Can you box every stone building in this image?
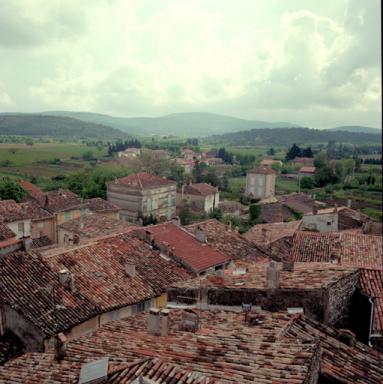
[107,172,177,223]
[302,207,338,232]
[176,183,219,214]
[245,166,276,200]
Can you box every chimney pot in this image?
[266,261,280,289]
[148,308,161,336]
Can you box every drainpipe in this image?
[368,297,374,347]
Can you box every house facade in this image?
[177,183,219,214]
[245,166,277,200]
[107,172,177,223]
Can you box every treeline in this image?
[363,158,382,164]
[0,115,128,140]
[208,127,382,146]
[285,144,313,160]
[107,139,142,155]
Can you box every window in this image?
[146,198,152,212]
[18,222,24,236]
[64,211,72,222]
[167,194,173,207]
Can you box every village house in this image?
[244,220,301,260]
[186,219,267,261]
[292,157,315,167]
[203,157,223,166]
[0,233,189,353]
[117,147,141,159]
[85,197,120,219]
[302,206,338,232]
[291,230,383,351]
[57,212,134,246]
[0,200,31,240]
[2,306,381,383]
[174,158,194,174]
[168,260,360,329]
[260,158,283,167]
[176,183,219,214]
[181,148,200,160]
[299,166,316,177]
[245,166,277,200]
[107,172,177,223]
[0,224,22,256]
[135,221,230,275]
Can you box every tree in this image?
[300,176,314,190]
[249,204,261,224]
[267,147,276,156]
[301,146,313,158]
[82,151,94,161]
[179,204,194,225]
[0,179,26,202]
[285,144,301,161]
[209,208,223,220]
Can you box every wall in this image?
[3,304,45,352]
[302,213,338,233]
[30,217,55,240]
[6,220,31,240]
[245,174,275,199]
[142,186,177,220]
[324,271,360,327]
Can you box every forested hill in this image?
[207,127,382,146]
[0,114,128,140]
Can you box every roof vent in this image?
[78,357,109,384]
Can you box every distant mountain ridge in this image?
[0,114,128,139]
[327,126,381,134]
[207,127,381,146]
[41,111,300,137]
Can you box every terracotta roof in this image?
[1,309,382,383]
[183,183,217,196]
[0,354,212,383]
[276,193,316,214]
[58,213,133,239]
[0,224,16,241]
[19,201,52,220]
[35,190,85,213]
[57,310,319,383]
[141,222,230,273]
[172,261,358,290]
[359,269,383,332]
[175,158,194,165]
[244,220,301,245]
[247,166,277,175]
[18,180,42,195]
[186,219,267,261]
[108,172,176,189]
[0,251,99,337]
[85,197,120,213]
[291,157,315,165]
[258,202,293,223]
[0,330,24,365]
[0,200,30,223]
[43,233,190,312]
[291,231,383,270]
[299,166,316,173]
[284,314,383,384]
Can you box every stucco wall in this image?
[31,218,55,240]
[302,213,338,232]
[6,220,31,240]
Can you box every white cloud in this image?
[0,0,380,127]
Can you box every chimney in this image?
[181,184,185,200]
[262,227,268,243]
[356,209,361,221]
[337,329,355,347]
[55,332,67,362]
[70,273,76,293]
[180,310,199,332]
[171,216,181,227]
[195,226,206,243]
[58,269,71,288]
[199,286,208,309]
[160,309,170,336]
[23,237,32,251]
[282,260,294,272]
[266,261,280,289]
[145,230,154,243]
[124,263,136,278]
[362,218,371,234]
[312,206,318,215]
[347,199,352,208]
[148,308,161,336]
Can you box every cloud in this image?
[0,0,380,127]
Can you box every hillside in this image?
[328,126,381,134]
[42,111,299,137]
[207,127,382,146]
[0,114,128,140]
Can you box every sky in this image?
[0,0,381,128]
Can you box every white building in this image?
[302,207,338,232]
[245,166,277,200]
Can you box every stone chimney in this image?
[199,286,208,310]
[195,226,206,243]
[333,204,338,213]
[124,263,136,278]
[148,308,161,336]
[312,206,318,215]
[356,209,361,221]
[58,269,71,288]
[266,261,280,289]
[160,309,170,336]
[262,227,268,243]
[55,332,67,362]
[23,237,32,252]
[180,310,199,332]
[347,199,352,208]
